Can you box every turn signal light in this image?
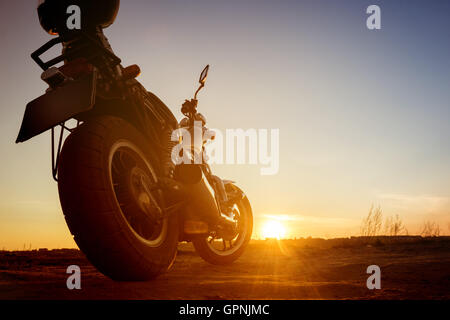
[122,64,141,80]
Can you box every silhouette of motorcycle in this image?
[16,1,252,280]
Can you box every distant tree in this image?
[384,216,392,235]
[361,205,383,237]
[421,221,441,237]
[384,214,406,236]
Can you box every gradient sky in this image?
[0,0,449,249]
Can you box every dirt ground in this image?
[0,237,449,300]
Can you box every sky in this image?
[0,0,449,249]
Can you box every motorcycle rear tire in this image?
[58,116,178,281]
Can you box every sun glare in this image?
[261,220,286,239]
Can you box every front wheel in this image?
[58,116,179,280]
[192,184,253,265]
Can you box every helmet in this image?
[37,0,120,35]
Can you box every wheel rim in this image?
[205,202,248,256]
[108,140,168,247]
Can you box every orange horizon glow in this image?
[261,220,287,240]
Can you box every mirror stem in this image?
[194,84,204,100]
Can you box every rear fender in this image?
[16,71,97,143]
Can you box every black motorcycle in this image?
[16,0,252,280]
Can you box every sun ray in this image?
[261,220,286,239]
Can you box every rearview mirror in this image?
[194,65,210,100]
[199,65,209,85]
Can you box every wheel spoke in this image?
[110,145,166,244]
[137,222,143,237]
[112,158,121,176]
[119,151,133,169]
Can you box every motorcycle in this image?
[16,0,253,280]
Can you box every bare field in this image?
[0,237,449,299]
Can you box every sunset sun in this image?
[261,220,286,239]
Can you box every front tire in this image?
[192,185,253,265]
[58,116,178,280]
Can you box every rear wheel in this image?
[192,185,253,265]
[58,116,178,280]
